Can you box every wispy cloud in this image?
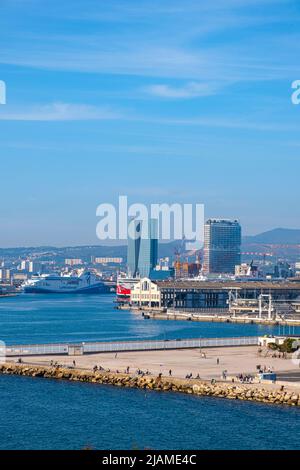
[137,114,299,132]
[0,101,296,134]
[0,102,123,121]
[1,0,299,85]
[0,45,211,80]
[2,41,297,84]
[144,81,221,99]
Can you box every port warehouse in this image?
[132,279,300,310]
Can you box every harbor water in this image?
[0,374,299,450]
[0,293,299,345]
[0,293,299,450]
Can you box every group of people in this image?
[90,364,153,377]
[93,365,105,373]
[135,368,151,377]
[270,352,287,359]
[257,365,274,374]
[185,372,201,380]
[236,373,254,383]
[50,360,62,368]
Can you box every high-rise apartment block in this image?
[203,219,241,274]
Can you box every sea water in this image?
[0,293,299,450]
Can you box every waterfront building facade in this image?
[131,278,161,308]
[157,280,300,311]
[129,277,300,317]
[203,219,241,274]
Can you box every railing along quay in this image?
[5,336,259,357]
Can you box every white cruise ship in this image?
[22,271,108,294]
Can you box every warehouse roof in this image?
[156,279,300,290]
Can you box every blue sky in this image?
[0,0,300,246]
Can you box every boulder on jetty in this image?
[0,363,299,408]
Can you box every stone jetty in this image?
[1,362,300,407]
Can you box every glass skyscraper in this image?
[203,219,241,274]
[127,218,158,278]
[127,219,141,278]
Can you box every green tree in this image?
[279,338,297,353]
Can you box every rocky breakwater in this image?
[1,362,300,407]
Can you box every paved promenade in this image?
[19,345,300,385]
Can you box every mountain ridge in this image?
[243,228,300,245]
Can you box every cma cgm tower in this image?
[127,218,158,278]
[203,219,241,274]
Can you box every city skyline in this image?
[1,0,300,247]
[1,2,300,455]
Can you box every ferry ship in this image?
[116,276,139,303]
[22,271,109,294]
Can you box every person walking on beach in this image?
[217,358,220,365]
[73,360,76,368]
[169,369,172,377]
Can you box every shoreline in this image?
[142,310,300,326]
[1,362,300,408]
[6,344,300,387]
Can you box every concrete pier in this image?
[6,344,300,384]
[145,310,300,326]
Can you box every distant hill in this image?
[243,228,300,245]
[2,230,300,261]
[0,241,178,261]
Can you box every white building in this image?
[295,262,300,277]
[65,258,83,266]
[0,268,11,282]
[20,260,27,271]
[19,260,41,273]
[259,336,300,348]
[93,257,123,264]
[235,263,258,278]
[13,273,28,282]
[130,278,161,309]
[28,261,42,273]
